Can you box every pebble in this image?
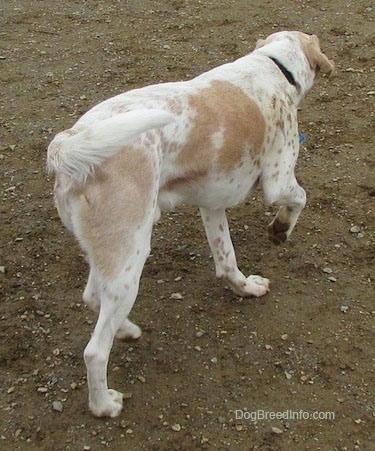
[340,305,349,313]
[52,400,63,412]
[271,426,283,435]
[285,371,293,380]
[170,292,183,300]
[322,267,333,274]
[37,387,48,393]
[350,226,360,234]
[171,423,181,431]
[0,266,5,274]
[280,334,289,341]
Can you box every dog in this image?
[47,31,334,418]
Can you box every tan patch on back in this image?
[178,80,266,174]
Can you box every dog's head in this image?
[256,31,334,76]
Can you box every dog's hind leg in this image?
[83,267,100,313]
[83,268,141,341]
[83,226,152,418]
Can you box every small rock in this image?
[37,387,48,393]
[280,334,289,341]
[350,226,360,234]
[322,267,333,274]
[285,371,293,380]
[340,305,349,313]
[265,344,273,350]
[271,426,283,435]
[170,292,183,300]
[196,331,204,337]
[0,266,5,274]
[137,375,146,383]
[171,423,181,432]
[210,357,218,364]
[328,276,337,282]
[52,400,63,412]
[7,387,15,394]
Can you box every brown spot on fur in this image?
[160,169,207,191]
[177,80,266,174]
[166,98,184,115]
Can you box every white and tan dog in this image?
[47,31,334,418]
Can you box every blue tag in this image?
[299,133,305,144]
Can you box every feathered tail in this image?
[47,109,174,184]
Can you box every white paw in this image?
[115,319,142,341]
[90,389,123,418]
[231,275,270,297]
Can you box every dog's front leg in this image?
[266,178,306,245]
[200,207,269,297]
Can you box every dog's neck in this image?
[268,57,297,87]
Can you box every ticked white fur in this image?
[47,31,334,418]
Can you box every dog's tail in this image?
[47,109,174,184]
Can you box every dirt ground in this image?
[1,0,374,450]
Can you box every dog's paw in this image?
[115,319,142,341]
[89,389,123,418]
[268,218,290,245]
[230,275,270,298]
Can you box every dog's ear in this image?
[303,35,335,75]
[255,38,267,49]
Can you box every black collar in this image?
[269,57,297,87]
